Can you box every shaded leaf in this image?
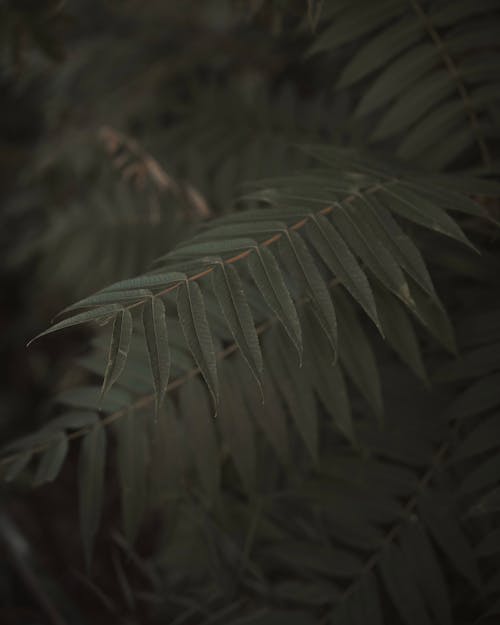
[143,297,170,414]
[247,247,302,356]
[306,214,380,329]
[281,230,337,355]
[102,309,133,397]
[212,263,263,387]
[334,290,383,417]
[177,281,218,403]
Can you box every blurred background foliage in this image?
[0,1,499,624]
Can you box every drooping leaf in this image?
[234,356,289,465]
[281,230,337,355]
[101,309,133,397]
[380,186,474,248]
[306,214,380,329]
[373,283,427,382]
[177,280,218,403]
[212,263,263,387]
[408,278,457,354]
[247,246,302,356]
[303,311,355,444]
[331,200,413,308]
[362,195,436,297]
[334,290,383,417]
[142,297,170,414]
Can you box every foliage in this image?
[1,1,500,624]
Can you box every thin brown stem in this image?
[124,182,388,313]
[12,181,395,465]
[2,278,341,469]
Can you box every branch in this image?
[317,417,460,622]
[114,181,391,314]
[410,0,492,170]
[1,278,340,469]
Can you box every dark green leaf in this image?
[373,284,427,382]
[102,309,133,397]
[212,263,263,386]
[177,281,218,403]
[334,290,383,417]
[281,230,337,354]
[306,214,380,329]
[142,297,170,414]
[247,247,302,356]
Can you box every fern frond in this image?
[311,0,500,170]
[32,148,482,401]
[3,148,493,569]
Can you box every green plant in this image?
[2,1,500,624]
